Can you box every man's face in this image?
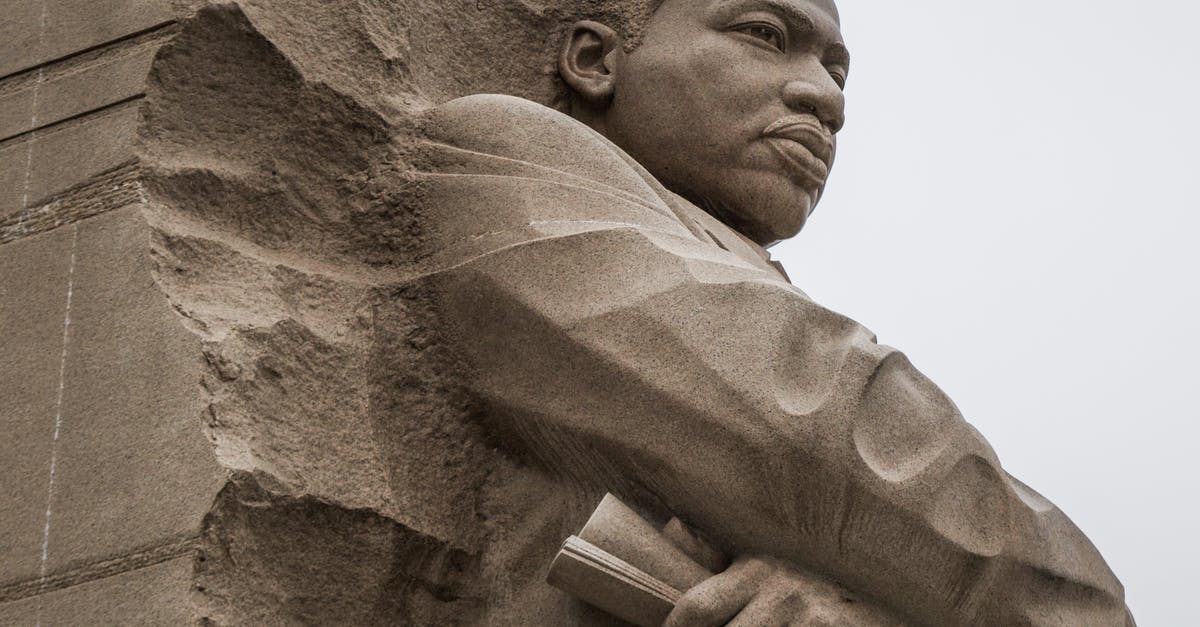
[603,0,848,245]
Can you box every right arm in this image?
[416,95,1130,625]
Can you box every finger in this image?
[663,560,767,627]
[726,585,805,627]
[787,604,840,627]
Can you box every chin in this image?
[713,173,817,246]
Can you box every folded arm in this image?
[415,95,1130,626]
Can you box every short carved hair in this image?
[555,0,666,49]
[422,0,668,111]
[546,0,665,109]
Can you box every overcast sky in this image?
[772,1,1198,623]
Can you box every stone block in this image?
[0,102,139,220]
[0,81,37,143]
[0,138,31,216]
[27,101,140,208]
[1,0,174,78]
[0,1,45,79]
[39,206,223,574]
[0,38,162,141]
[0,556,195,625]
[0,226,77,586]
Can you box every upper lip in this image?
[761,116,835,164]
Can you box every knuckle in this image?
[780,589,810,613]
[673,590,716,622]
[735,556,774,580]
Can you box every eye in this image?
[734,22,786,52]
[828,70,847,90]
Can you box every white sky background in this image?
[773,1,1198,623]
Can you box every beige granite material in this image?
[0,29,169,141]
[42,206,225,574]
[132,1,1132,624]
[0,227,78,587]
[0,557,197,625]
[0,102,140,220]
[0,0,174,78]
[0,0,1133,623]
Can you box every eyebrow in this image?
[825,42,851,67]
[755,0,816,32]
[719,0,851,65]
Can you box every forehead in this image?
[791,0,838,23]
[711,0,840,27]
[646,0,847,56]
[701,0,846,55]
[676,0,844,39]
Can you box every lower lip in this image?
[765,138,828,190]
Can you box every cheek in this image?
[675,40,763,115]
[640,38,757,105]
[658,47,771,161]
[611,37,784,195]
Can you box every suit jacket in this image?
[405,93,1130,626]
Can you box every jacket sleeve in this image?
[413,95,1131,626]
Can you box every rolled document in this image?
[547,494,714,627]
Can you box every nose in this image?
[782,61,846,133]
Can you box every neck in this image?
[567,100,611,138]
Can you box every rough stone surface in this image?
[0,0,47,79]
[0,226,77,586]
[0,79,37,142]
[138,6,623,622]
[0,0,223,620]
[194,473,484,625]
[0,0,175,78]
[0,162,142,245]
[132,2,1131,625]
[26,101,141,209]
[0,29,169,141]
[42,206,225,573]
[0,102,141,220]
[0,0,1131,623]
[0,557,196,625]
[0,136,33,214]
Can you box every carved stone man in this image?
[141,0,1132,624]
[408,0,1132,624]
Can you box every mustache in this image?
[761,116,835,163]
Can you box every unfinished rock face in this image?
[140,3,618,623]
[194,473,484,625]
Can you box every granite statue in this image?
[135,0,1132,624]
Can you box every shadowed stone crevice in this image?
[194,473,485,626]
[0,535,200,604]
[0,161,141,245]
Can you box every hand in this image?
[663,555,873,627]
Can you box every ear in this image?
[559,21,622,104]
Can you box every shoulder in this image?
[423,94,609,161]
[420,95,667,206]
[415,95,786,279]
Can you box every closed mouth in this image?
[761,116,834,189]
[763,137,829,190]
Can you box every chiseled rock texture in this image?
[2,0,606,622]
[0,1,224,623]
[140,2,616,624]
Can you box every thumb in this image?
[661,517,730,574]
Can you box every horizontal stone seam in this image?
[0,92,145,146]
[0,160,142,246]
[0,24,178,99]
[0,534,199,603]
[0,20,178,84]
